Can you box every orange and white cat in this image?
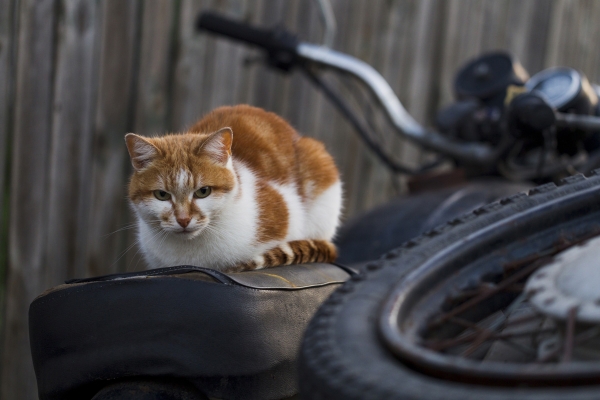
[125,105,342,272]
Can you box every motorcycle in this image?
[28,3,600,399]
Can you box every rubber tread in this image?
[299,174,600,400]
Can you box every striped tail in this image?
[229,240,337,272]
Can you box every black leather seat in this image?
[29,263,352,400]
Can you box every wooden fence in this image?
[2,0,600,398]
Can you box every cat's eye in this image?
[153,190,171,201]
[194,186,212,198]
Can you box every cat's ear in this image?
[202,127,233,165]
[125,133,160,171]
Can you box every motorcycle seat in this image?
[29,263,352,400]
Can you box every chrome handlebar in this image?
[296,43,500,166]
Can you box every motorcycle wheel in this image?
[299,172,600,400]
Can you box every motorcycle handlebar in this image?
[195,12,505,167]
[197,12,298,55]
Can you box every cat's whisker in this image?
[102,219,162,238]
[128,228,168,272]
[109,239,141,270]
[202,224,229,242]
[112,226,165,270]
[102,224,138,238]
[126,236,152,272]
[207,228,229,243]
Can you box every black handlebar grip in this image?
[196,12,298,54]
[507,92,556,135]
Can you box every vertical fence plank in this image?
[284,0,323,137]
[406,0,446,124]
[334,0,369,217]
[504,0,553,73]
[400,0,446,182]
[439,0,486,107]
[0,0,17,326]
[86,0,140,277]
[233,0,265,107]
[545,0,600,82]
[187,2,219,117]
[320,0,359,196]
[584,1,600,82]
[1,0,57,398]
[171,0,212,131]
[375,0,421,198]
[0,0,16,198]
[438,0,556,107]
[249,0,288,109]
[45,0,99,284]
[570,1,600,77]
[266,1,301,118]
[354,0,395,212]
[272,0,307,125]
[134,0,179,136]
[204,0,252,112]
[0,0,14,201]
[234,0,266,106]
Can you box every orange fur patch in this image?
[228,240,338,272]
[295,136,339,200]
[189,105,300,183]
[255,182,289,243]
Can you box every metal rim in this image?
[379,185,600,386]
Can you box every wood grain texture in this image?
[86,0,140,276]
[2,1,57,398]
[5,1,600,396]
[546,0,600,82]
[0,0,16,216]
[0,0,17,317]
[134,0,179,136]
[46,0,99,284]
[172,0,212,130]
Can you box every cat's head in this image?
[125,128,235,239]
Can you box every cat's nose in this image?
[176,216,191,228]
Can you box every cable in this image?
[301,65,445,175]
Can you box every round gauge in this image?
[526,67,599,115]
[526,67,581,110]
[454,51,529,101]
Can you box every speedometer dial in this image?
[526,67,597,114]
[526,68,580,109]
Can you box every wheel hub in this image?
[527,235,600,323]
